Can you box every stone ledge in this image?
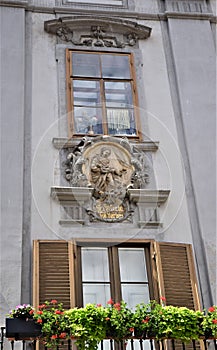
[52,137,159,152]
[127,189,170,204]
[51,186,93,203]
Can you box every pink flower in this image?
[107,298,114,305]
[51,299,57,304]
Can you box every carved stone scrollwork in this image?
[63,136,152,222]
[56,24,139,48]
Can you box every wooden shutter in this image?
[33,240,75,309]
[153,242,201,310]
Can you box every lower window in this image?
[33,240,201,312]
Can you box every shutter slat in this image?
[155,243,200,310]
[38,242,71,309]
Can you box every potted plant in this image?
[65,303,107,350]
[33,299,69,348]
[149,302,203,342]
[6,304,42,339]
[104,299,134,341]
[202,306,217,338]
[133,302,151,338]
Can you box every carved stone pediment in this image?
[44,16,151,48]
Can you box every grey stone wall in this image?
[0,5,25,324]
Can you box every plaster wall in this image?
[138,20,192,244]
[168,18,216,304]
[31,13,60,240]
[0,6,25,325]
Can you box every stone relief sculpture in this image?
[64,136,151,222]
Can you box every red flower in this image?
[37,311,43,315]
[51,299,57,304]
[105,317,110,321]
[97,304,102,307]
[212,319,217,324]
[114,303,121,311]
[37,318,42,323]
[55,310,62,314]
[59,332,67,339]
[51,335,58,339]
[129,328,134,332]
[38,304,46,309]
[160,296,166,302]
[29,309,34,315]
[107,298,114,305]
[142,316,150,323]
[208,306,215,312]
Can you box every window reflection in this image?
[70,51,138,136]
[101,55,131,79]
[72,53,101,77]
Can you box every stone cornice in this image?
[51,186,93,202]
[0,2,215,23]
[44,16,152,40]
[52,138,159,152]
[51,187,170,204]
[127,189,170,204]
[164,11,214,20]
[0,0,28,8]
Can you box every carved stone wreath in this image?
[64,136,151,222]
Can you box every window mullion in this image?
[100,78,108,135]
[111,246,122,302]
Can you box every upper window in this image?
[66,50,140,138]
[64,0,124,6]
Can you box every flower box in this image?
[6,318,42,340]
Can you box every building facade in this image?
[0,0,216,343]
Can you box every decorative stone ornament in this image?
[62,136,153,222]
[44,16,151,48]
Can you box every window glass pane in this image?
[105,82,133,108]
[72,53,101,77]
[66,0,123,4]
[74,107,103,134]
[101,55,131,79]
[107,109,136,135]
[73,80,101,106]
[119,248,148,282]
[121,284,150,309]
[81,248,110,281]
[83,284,111,305]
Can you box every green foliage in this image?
[33,300,69,348]
[202,306,217,338]
[104,300,134,340]
[132,302,151,337]
[149,302,204,342]
[7,299,217,349]
[65,304,107,350]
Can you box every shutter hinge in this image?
[152,251,156,260]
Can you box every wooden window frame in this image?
[66,49,141,140]
[74,241,154,307]
[33,239,201,311]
